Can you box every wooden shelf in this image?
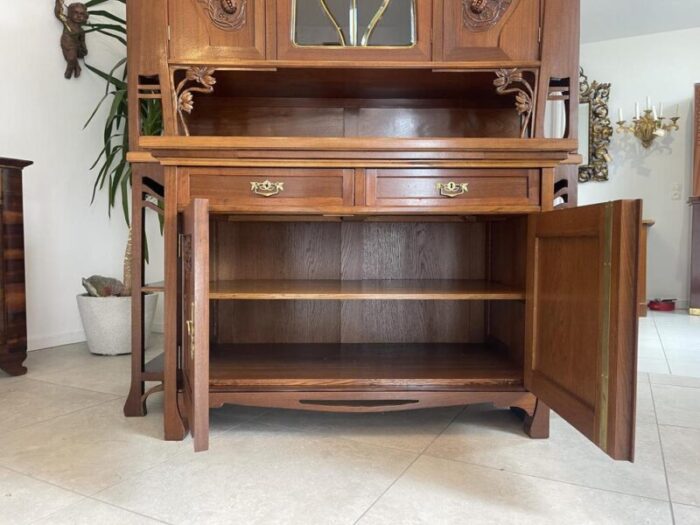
[142,282,164,293]
[209,343,523,391]
[209,280,524,301]
[144,352,164,381]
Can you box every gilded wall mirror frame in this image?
[578,68,613,183]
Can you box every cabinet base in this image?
[0,354,28,377]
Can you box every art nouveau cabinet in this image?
[124,0,641,460]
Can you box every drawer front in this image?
[365,168,540,209]
[184,168,354,210]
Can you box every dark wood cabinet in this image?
[123,0,641,461]
[0,158,30,377]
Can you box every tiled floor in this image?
[0,311,698,524]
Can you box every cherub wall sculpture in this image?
[54,0,89,79]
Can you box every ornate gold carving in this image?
[494,69,534,139]
[251,180,285,197]
[197,0,247,31]
[174,67,217,136]
[579,68,613,183]
[436,182,469,198]
[463,0,513,31]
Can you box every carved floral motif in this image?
[494,68,534,139]
[175,67,217,136]
[462,0,514,31]
[197,0,247,31]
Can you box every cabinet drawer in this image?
[365,168,540,209]
[184,168,354,210]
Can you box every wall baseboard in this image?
[28,331,86,352]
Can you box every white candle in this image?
[635,102,640,119]
[618,108,624,122]
[652,106,658,120]
[647,96,651,110]
[659,103,664,118]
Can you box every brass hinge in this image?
[538,26,542,43]
[167,25,171,41]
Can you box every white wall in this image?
[0,1,163,350]
[580,27,700,306]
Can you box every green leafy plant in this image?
[80,0,163,291]
[83,0,163,226]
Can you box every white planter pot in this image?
[76,294,158,356]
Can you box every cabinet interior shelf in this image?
[208,343,523,392]
[209,279,524,301]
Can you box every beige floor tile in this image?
[651,384,700,429]
[357,455,673,525]
[0,398,188,495]
[0,466,82,525]
[669,360,700,379]
[35,498,166,525]
[650,374,700,389]
[426,404,668,500]
[638,357,671,375]
[0,378,116,435]
[26,344,162,397]
[256,406,462,453]
[637,378,658,425]
[97,423,416,525]
[660,425,700,506]
[673,503,700,525]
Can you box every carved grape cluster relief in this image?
[462,0,514,31]
[197,0,247,31]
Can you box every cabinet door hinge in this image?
[178,233,183,258]
[167,25,171,41]
[538,26,542,43]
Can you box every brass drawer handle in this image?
[436,181,469,198]
[251,180,284,197]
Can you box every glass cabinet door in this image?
[293,0,416,47]
[275,0,431,61]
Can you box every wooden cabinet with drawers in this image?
[121,0,642,462]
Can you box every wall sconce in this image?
[616,98,680,148]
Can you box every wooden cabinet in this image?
[433,0,541,62]
[122,1,636,462]
[178,196,641,459]
[0,158,30,377]
[168,0,266,61]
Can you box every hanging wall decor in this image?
[54,0,89,79]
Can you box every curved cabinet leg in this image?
[124,383,147,417]
[0,356,27,376]
[512,399,550,439]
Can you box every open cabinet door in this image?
[181,199,210,452]
[525,201,641,461]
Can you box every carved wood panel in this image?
[168,0,265,61]
[435,0,539,61]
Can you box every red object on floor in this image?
[648,299,676,312]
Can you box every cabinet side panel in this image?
[127,0,169,150]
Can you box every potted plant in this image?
[74,0,162,355]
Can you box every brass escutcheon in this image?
[251,180,284,197]
[436,181,469,198]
